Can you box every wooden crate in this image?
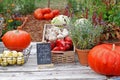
[42,24,75,63]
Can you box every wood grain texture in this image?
[0,42,109,80]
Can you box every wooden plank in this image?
[0,63,91,72]
[0,64,107,79]
[38,63,54,69]
[0,53,107,79]
[0,42,108,80]
[0,71,107,80]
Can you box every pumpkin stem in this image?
[17,26,22,30]
[112,44,115,51]
[17,17,28,30]
[15,30,20,33]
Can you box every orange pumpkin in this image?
[34,8,43,20]
[2,30,31,51]
[88,44,120,76]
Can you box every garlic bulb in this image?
[57,34,64,39]
[49,35,57,41]
[62,28,69,37]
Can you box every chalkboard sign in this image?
[37,43,51,65]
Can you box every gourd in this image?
[0,50,24,66]
[88,44,120,75]
[2,30,31,51]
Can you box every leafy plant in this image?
[106,2,120,26]
[1,19,22,39]
[69,18,103,49]
[67,0,120,41]
[14,0,36,15]
[0,0,4,14]
[7,20,22,30]
[0,0,36,15]
[0,0,37,38]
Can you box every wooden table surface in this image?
[0,42,119,80]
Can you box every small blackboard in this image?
[37,43,51,65]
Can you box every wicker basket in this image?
[42,24,75,63]
[52,51,75,63]
[0,46,32,66]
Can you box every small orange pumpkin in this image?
[2,30,31,51]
